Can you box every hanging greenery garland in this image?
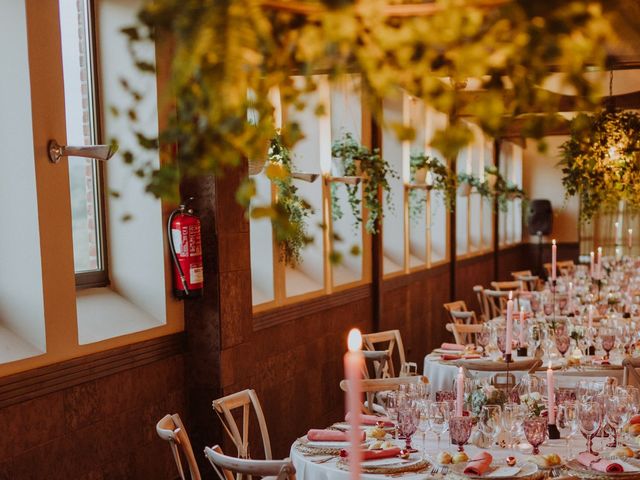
[560,110,640,222]
[408,153,457,220]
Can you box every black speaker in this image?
[528,199,553,236]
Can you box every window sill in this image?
[76,288,165,345]
[0,325,44,365]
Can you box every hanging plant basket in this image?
[560,110,640,222]
[458,182,472,197]
[413,166,428,185]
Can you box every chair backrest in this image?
[510,271,540,291]
[156,414,202,480]
[490,280,521,292]
[362,330,406,378]
[473,285,490,323]
[456,358,542,373]
[446,323,483,345]
[623,358,640,388]
[339,376,429,414]
[212,389,272,460]
[204,446,296,480]
[544,260,576,278]
[362,350,392,380]
[511,270,532,279]
[482,289,512,319]
[443,301,477,325]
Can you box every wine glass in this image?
[523,417,547,455]
[600,328,616,360]
[578,401,602,455]
[385,391,400,438]
[502,402,525,450]
[449,416,473,452]
[557,402,579,458]
[476,325,491,356]
[605,394,632,448]
[428,401,449,450]
[398,403,419,450]
[416,400,430,460]
[479,405,502,446]
[496,326,507,355]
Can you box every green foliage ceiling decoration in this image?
[118,0,612,239]
[560,110,640,222]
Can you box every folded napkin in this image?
[631,414,640,425]
[577,452,624,473]
[362,447,401,461]
[441,354,481,361]
[345,412,393,427]
[464,451,493,476]
[441,342,465,351]
[307,429,364,442]
[592,358,611,365]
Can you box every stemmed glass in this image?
[385,391,400,438]
[600,328,616,360]
[479,405,502,447]
[476,325,491,356]
[496,327,507,355]
[449,416,473,452]
[557,402,579,458]
[605,393,632,448]
[578,401,602,455]
[428,401,450,450]
[416,400,430,460]
[398,403,419,450]
[502,403,525,449]
[523,417,547,455]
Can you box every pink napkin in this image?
[441,354,481,361]
[592,358,611,365]
[464,452,493,476]
[345,412,393,427]
[307,429,364,442]
[441,343,465,351]
[361,447,401,461]
[631,414,640,425]
[577,453,624,473]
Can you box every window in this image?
[250,75,371,309]
[498,141,524,246]
[60,0,108,287]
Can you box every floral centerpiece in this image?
[520,392,545,418]
[466,383,507,419]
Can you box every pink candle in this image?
[547,366,555,424]
[345,329,363,480]
[519,307,525,348]
[568,282,573,312]
[506,291,513,356]
[551,239,557,281]
[629,229,633,250]
[588,305,593,330]
[590,251,595,277]
[456,367,464,417]
[597,247,602,278]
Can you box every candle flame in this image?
[347,328,362,352]
[509,290,513,300]
[552,239,556,246]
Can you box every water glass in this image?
[479,405,502,446]
[557,402,579,457]
[428,401,450,450]
[578,401,602,455]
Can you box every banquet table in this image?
[290,429,610,479]
[423,353,624,392]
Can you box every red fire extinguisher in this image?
[168,199,203,299]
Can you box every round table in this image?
[291,429,600,479]
[423,353,624,391]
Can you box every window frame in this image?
[70,0,110,289]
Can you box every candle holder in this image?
[547,422,560,440]
[517,346,528,357]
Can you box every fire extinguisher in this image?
[168,198,203,299]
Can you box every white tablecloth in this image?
[291,430,598,480]
[423,354,624,391]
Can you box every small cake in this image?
[544,453,562,466]
[629,424,640,436]
[437,451,453,465]
[612,446,635,458]
[367,426,387,440]
[452,452,469,464]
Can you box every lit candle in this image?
[456,367,464,417]
[568,282,573,313]
[506,291,513,356]
[551,239,557,281]
[590,251,595,277]
[629,229,633,250]
[588,305,593,330]
[345,329,363,480]
[597,247,602,278]
[518,307,525,347]
[547,365,555,424]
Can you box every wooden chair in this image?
[204,446,296,480]
[473,285,490,323]
[443,300,478,324]
[490,280,521,292]
[623,358,640,388]
[156,413,202,480]
[544,260,576,277]
[362,350,392,380]
[511,270,541,292]
[483,289,512,318]
[445,323,484,345]
[362,330,407,378]
[212,389,272,460]
[455,358,542,374]
[339,376,429,415]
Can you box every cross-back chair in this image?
[443,301,478,325]
[362,330,407,378]
[623,358,640,388]
[473,285,490,323]
[156,413,202,480]
[445,323,484,345]
[362,350,392,380]
[544,260,576,278]
[205,446,296,480]
[511,270,541,292]
[212,389,272,460]
[339,376,429,415]
[490,280,521,292]
[483,289,513,319]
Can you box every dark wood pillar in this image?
[449,156,457,301]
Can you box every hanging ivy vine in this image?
[560,110,640,222]
[408,152,457,220]
[331,132,397,233]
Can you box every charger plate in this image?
[294,437,350,456]
[336,456,429,475]
[565,458,640,479]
